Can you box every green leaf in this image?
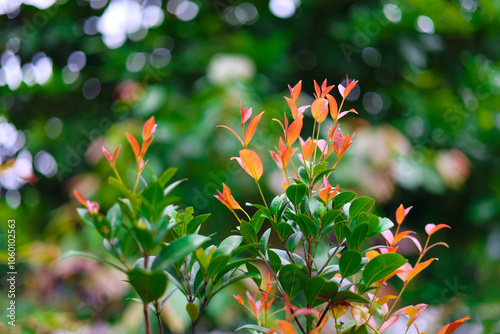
[195,248,210,273]
[268,249,282,273]
[352,223,369,249]
[152,235,210,270]
[128,267,168,304]
[295,213,319,238]
[308,197,324,219]
[106,203,122,236]
[349,197,375,218]
[286,183,308,208]
[60,250,126,272]
[287,232,302,253]
[259,228,271,254]
[133,219,155,252]
[240,220,258,243]
[333,191,356,208]
[304,276,339,307]
[297,167,309,183]
[339,320,356,332]
[90,214,113,239]
[321,209,344,228]
[207,254,231,280]
[77,208,94,227]
[278,264,308,301]
[312,168,335,185]
[339,250,362,277]
[235,324,270,333]
[164,179,186,196]
[158,167,177,187]
[361,253,407,290]
[270,193,287,217]
[331,290,370,304]
[216,235,244,255]
[374,217,394,234]
[209,271,260,301]
[277,222,293,240]
[108,176,140,207]
[215,258,254,281]
[246,262,262,288]
[366,214,381,236]
[186,213,210,235]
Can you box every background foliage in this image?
[0,0,499,333]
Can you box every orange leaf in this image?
[338,108,358,120]
[233,294,244,305]
[285,97,299,119]
[393,230,415,245]
[286,115,303,147]
[126,133,140,160]
[236,149,263,181]
[240,103,252,124]
[344,78,359,98]
[311,98,328,123]
[244,111,265,147]
[425,223,451,236]
[437,316,470,334]
[289,80,302,101]
[408,258,436,283]
[142,116,156,140]
[396,204,405,225]
[113,145,121,162]
[326,94,338,120]
[376,295,397,306]
[102,146,112,163]
[140,135,154,158]
[73,190,87,207]
[217,125,244,147]
[365,250,380,261]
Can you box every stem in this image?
[133,162,141,193]
[144,305,151,334]
[154,301,165,334]
[312,122,321,166]
[143,253,152,334]
[257,248,306,334]
[110,241,131,270]
[240,209,251,220]
[256,181,269,210]
[231,210,242,224]
[191,300,207,334]
[112,165,123,183]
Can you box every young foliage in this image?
[216,78,469,334]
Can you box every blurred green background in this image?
[0,0,499,333]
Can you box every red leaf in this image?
[310,98,328,123]
[408,258,436,283]
[425,223,451,236]
[437,316,470,334]
[285,97,298,119]
[326,94,338,120]
[236,149,263,181]
[142,116,156,140]
[286,115,303,147]
[240,103,252,124]
[140,135,154,158]
[113,145,121,162]
[217,125,244,147]
[289,80,302,100]
[244,111,265,146]
[102,146,112,163]
[126,133,140,160]
[73,190,87,207]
